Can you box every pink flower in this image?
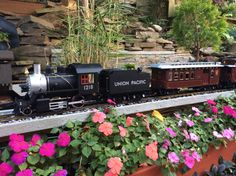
[192,107,201,113]
[174,113,181,118]
[16,169,33,176]
[183,129,190,140]
[223,106,236,118]
[92,111,106,123]
[162,139,170,149]
[57,132,71,147]
[8,134,29,152]
[168,152,179,164]
[207,99,216,106]
[181,150,190,157]
[98,122,113,136]
[118,126,127,137]
[194,112,200,116]
[213,131,223,138]
[107,99,116,106]
[192,151,201,162]
[54,169,68,176]
[166,127,176,137]
[107,157,123,175]
[190,133,199,142]
[11,151,28,165]
[184,155,195,169]
[104,170,118,176]
[126,117,133,127]
[30,134,41,146]
[144,118,151,132]
[0,162,13,176]
[212,106,218,114]
[222,128,234,139]
[204,118,212,123]
[145,141,158,161]
[186,120,194,127]
[39,142,55,157]
[136,112,146,118]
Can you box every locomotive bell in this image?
[27,64,47,96]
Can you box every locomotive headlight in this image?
[27,64,47,96]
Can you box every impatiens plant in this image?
[0,96,235,176]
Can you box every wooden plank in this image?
[0,50,14,61]
[13,45,51,57]
[0,90,235,137]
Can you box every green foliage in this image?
[171,0,228,58]
[61,0,133,66]
[0,31,8,42]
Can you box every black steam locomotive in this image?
[10,59,236,115]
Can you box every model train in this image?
[8,59,236,115]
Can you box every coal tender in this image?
[99,68,150,101]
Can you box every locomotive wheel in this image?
[71,95,85,108]
[20,107,33,116]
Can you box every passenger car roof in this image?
[149,62,223,69]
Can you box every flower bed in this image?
[0,96,235,176]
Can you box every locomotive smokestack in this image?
[34,64,41,75]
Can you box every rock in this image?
[16,27,24,36]
[12,60,34,66]
[146,38,157,43]
[120,0,136,5]
[139,42,156,48]
[156,38,173,44]
[125,43,132,47]
[125,46,143,51]
[136,31,160,40]
[164,44,175,50]
[152,24,162,32]
[147,27,156,32]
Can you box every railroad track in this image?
[0,89,235,138]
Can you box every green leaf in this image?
[50,127,60,134]
[82,146,92,158]
[88,141,97,146]
[70,139,81,147]
[66,121,74,128]
[72,130,80,139]
[94,170,103,176]
[58,148,67,157]
[27,154,40,165]
[1,148,10,161]
[18,162,28,170]
[29,146,40,153]
[92,144,102,151]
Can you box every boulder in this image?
[136,31,160,40]
[156,38,173,44]
[152,24,162,32]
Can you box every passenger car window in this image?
[174,72,179,81]
[81,74,94,85]
[185,72,189,80]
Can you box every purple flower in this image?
[168,152,179,164]
[16,169,33,176]
[166,127,176,137]
[213,131,223,138]
[162,140,170,149]
[190,133,199,142]
[222,128,234,139]
[192,151,201,162]
[11,151,28,165]
[186,120,194,127]
[204,118,212,123]
[184,155,195,169]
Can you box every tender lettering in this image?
[114,80,147,87]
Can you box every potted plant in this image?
[0,96,235,176]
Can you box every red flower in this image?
[98,122,113,136]
[107,99,116,106]
[104,170,118,176]
[126,116,133,127]
[107,157,123,175]
[39,142,55,157]
[212,106,218,114]
[145,141,158,161]
[30,134,41,146]
[57,132,71,147]
[118,126,127,137]
[136,112,146,117]
[207,99,216,106]
[92,111,106,123]
[8,134,29,152]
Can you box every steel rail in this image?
[0,90,235,138]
